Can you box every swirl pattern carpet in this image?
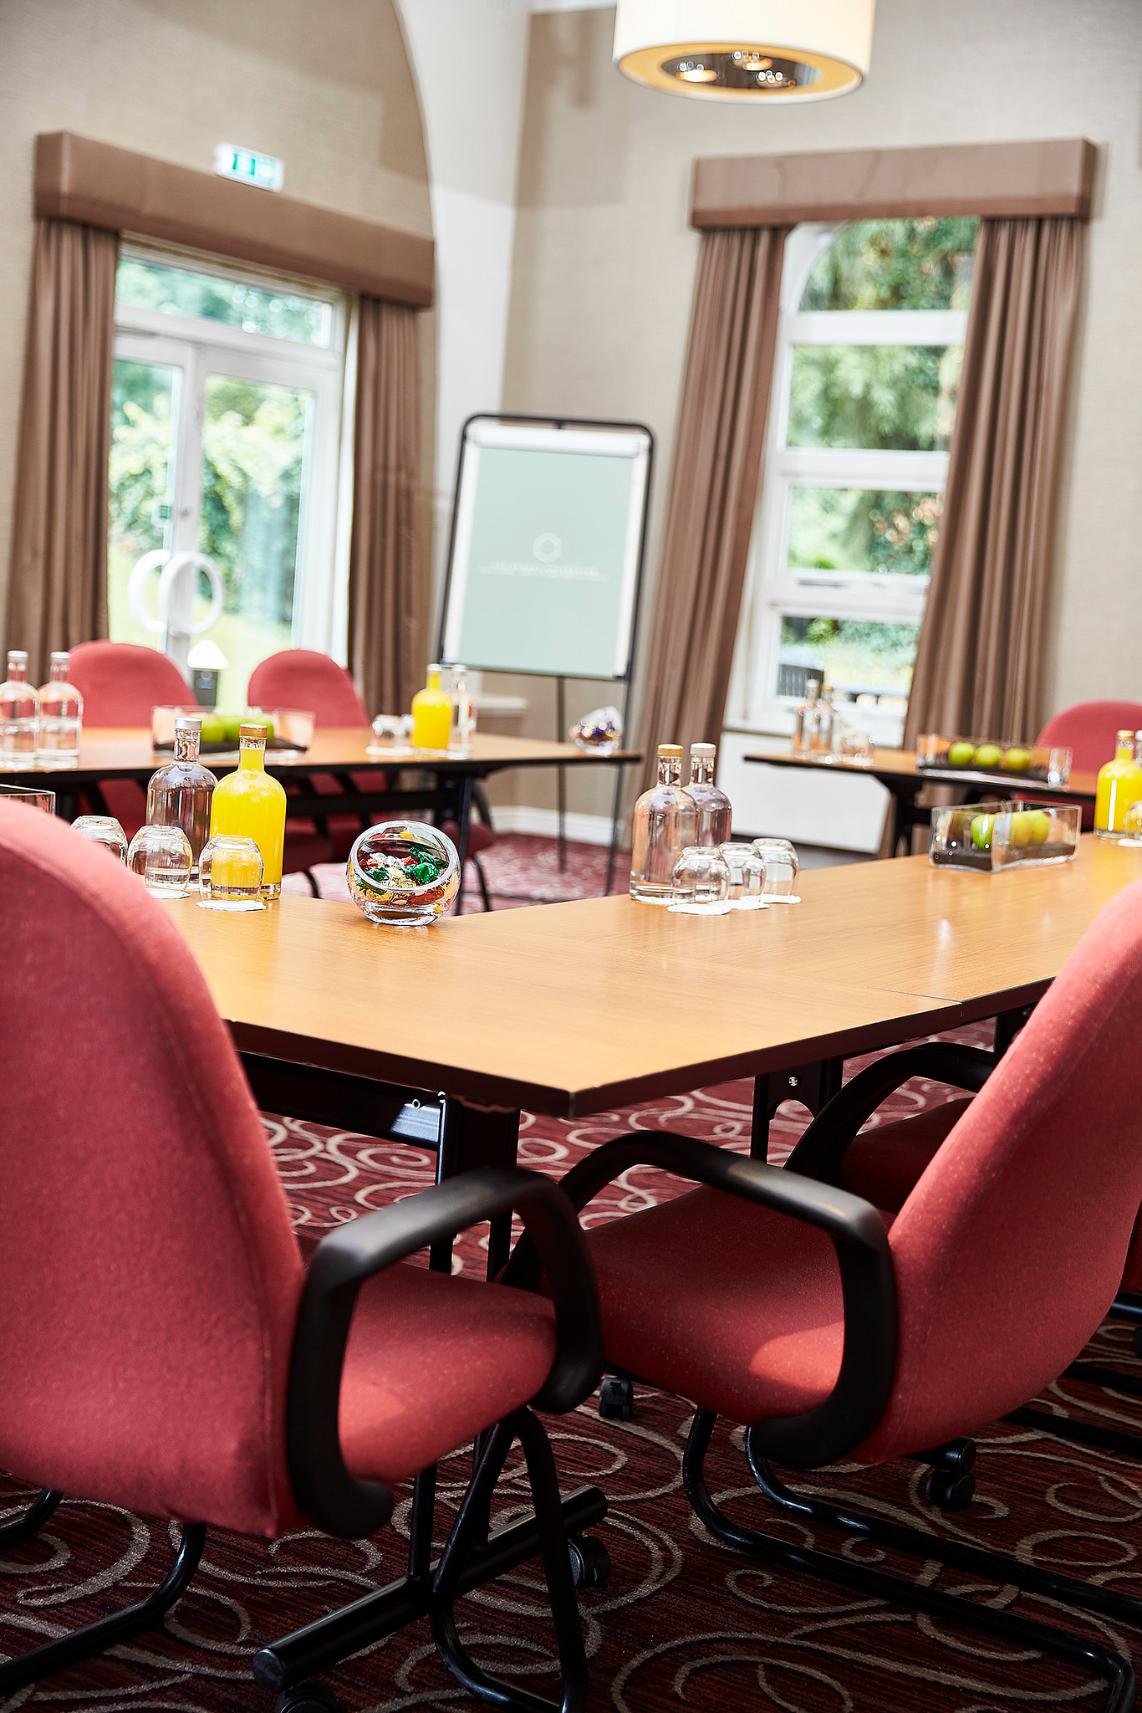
[4,838,1142,1712]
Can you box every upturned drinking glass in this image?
[198,835,264,910]
[127,825,192,898]
[72,815,128,862]
[0,783,56,815]
[719,842,766,908]
[752,836,800,898]
[669,845,731,912]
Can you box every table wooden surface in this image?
[170,837,1142,1119]
[2,727,638,784]
[742,740,1100,800]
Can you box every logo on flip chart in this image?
[532,533,562,564]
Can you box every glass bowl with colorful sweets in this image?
[916,733,1071,786]
[347,822,460,926]
[929,800,1081,873]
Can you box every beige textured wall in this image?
[501,0,1142,821]
[0,0,435,639]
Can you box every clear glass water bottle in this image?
[685,742,732,845]
[37,650,83,761]
[146,714,218,873]
[0,650,40,769]
[814,679,836,754]
[450,663,476,751]
[792,676,821,753]
[630,743,699,904]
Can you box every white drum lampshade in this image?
[613,0,875,102]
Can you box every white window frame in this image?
[727,224,968,747]
[111,245,349,661]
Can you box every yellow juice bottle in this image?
[1094,729,1142,838]
[209,722,287,897]
[410,663,453,751]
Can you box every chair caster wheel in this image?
[569,1534,610,1590]
[926,1470,975,1511]
[276,1681,346,1713]
[598,1377,633,1420]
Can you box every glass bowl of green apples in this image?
[916,734,1071,786]
[929,800,1081,872]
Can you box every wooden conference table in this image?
[742,741,1100,854]
[171,834,1141,1181]
[5,727,639,873]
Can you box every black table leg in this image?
[750,1057,844,1160]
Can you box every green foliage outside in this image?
[780,615,919,697]
[789,344,963,452]
[801,218,978,311]
[789,487,942,579]
[115,257,330,345]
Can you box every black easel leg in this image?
[555,678,567,873]
[0,1522,206,1696]
[681,1413,1132,1712]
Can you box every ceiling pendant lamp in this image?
[612,0,875,103]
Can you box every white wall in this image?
[396,0,532,591]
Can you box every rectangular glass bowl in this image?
[916,733,1071,786]
[150,706,315,753]
[929,800,1082,873]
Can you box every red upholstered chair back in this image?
[247,649,369,726]
[0,804,304,1537]
[69,641,190,723]
[866,880,1142,1461]
[1037,701,1142,776]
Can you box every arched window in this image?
[729,217,978,743]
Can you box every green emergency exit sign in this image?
[213,144,284,192]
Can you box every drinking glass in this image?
[752,837,801,900]
[0,783,56,815]
[198,835,265,910]
[127,825,192,898]
[668,846,731,913]
[72,815,128,862]
[718,842,766,909]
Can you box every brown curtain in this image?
[904,217,1084,747]
[5,220,118,674]
[635,226,788,780]
[347,296,424,715]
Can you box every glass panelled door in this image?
[108,252,345,707]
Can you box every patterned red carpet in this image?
[5,838,1142,1713]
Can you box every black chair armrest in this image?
[786,1042,994,1185]
[287,1167,602,1538]
[510,1133,897,1469]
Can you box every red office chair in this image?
[522,881,1142,1711]
[68,642,193,837]
[1038,701,1142,829]
[248,650,497,906]
[0,803,604,1712]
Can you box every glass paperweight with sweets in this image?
[668,846,732,915]
[198,835,264,911]
[916,733,1071,787]
[569,705,623,755]
[929,801,1081,873]
[347,822,460,926]
[72,815,128,862]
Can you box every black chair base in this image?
[0,1485,62,1549]
[683,1410,1135,1713]
[0,1516,205,1697]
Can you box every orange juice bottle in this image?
[410,663,453,751]
[1094,729,1142,838]
[209,722,287,896]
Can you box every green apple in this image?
[973,743,1003,771]
[947,741,975,768]
[970,813,994,851]
[200,713,226,746]
[220,713,243,744]
[1026,809,1050,846]
[1008,811,1034,849]
[1002,746,1032,773]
